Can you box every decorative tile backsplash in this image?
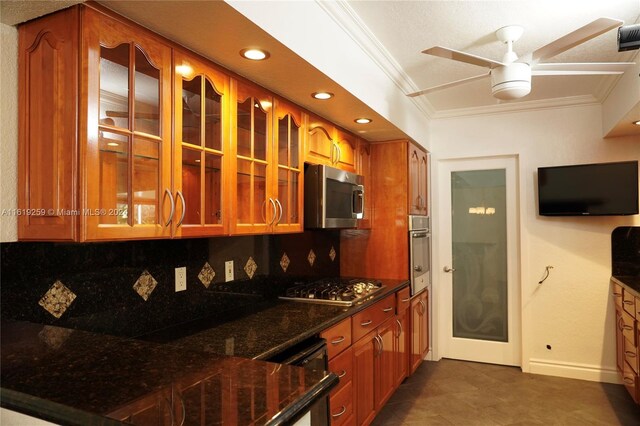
[1,231,340,337]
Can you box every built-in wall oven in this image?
[409,215,430,295]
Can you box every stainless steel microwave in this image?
[304,164,364,229]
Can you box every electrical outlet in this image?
[175,267,187,292]
[225,261,234,282]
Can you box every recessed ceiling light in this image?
[354,118,372,124]
[240,48,270,61]
[634,120,640,126]
[312,92,334,100]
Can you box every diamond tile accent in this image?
[280,253,290,272]
[329,246,336,262]
[244,257,257,279]
[38,280,76,319]
[198,262,215,288]
[307,249,316,267]
[133,270,157,301]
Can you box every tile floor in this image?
[371,359,640,425]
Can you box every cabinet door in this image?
[273,98,304,233]
[83,8,173,240]
[18,7,80,241]
[616,308,626,373]
[306,113,335,166]
[353,330,377,426]
[356,139,372,229]
[376,319,396,410]
[394,308,410,387]
[335,129,357,172]
[173,50,229,238]
[229,79,274,235]
[408,143,428,215]
[420,291,430,359]
[410,294,426,374]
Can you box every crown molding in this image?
[316,0,435,119]
[431,94,601,120]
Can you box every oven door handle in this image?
[352,185,365,217]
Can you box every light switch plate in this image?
[175,267,187,292]
[225,261,234,282]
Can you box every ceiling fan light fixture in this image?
[491,63,531,100]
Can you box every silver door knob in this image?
[414,265,423,272]
[443,266,456,273]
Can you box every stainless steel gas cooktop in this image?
[279,278,385,306]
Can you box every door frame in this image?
[432,154,522,366]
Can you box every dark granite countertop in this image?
[0,321,337,425]
[612,276,640,298]
[142,278,410,360]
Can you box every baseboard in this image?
[529,358,621,384]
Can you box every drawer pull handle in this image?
[332,406,347,418]
[625,351,637,358]
[383,307,393,313]
[401,297,411,302]
[360,320,373,326]
[623,300,634,305]
[337,370,347,378]
[623,325,633,331]
[623,377,635,385]
[613,292,622,296]
[619,317,625,331]
[331,336,345,345]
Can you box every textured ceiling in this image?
[347,0,640,113]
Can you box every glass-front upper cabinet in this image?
[83,8,172,240]
[273,98,304,233]
[173,50,229,237]
[230,79,273,235]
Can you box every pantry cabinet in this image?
[173,49,230,237]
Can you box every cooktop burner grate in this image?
[279,278,384,306]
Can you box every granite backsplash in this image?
[612,226,640,277]
[0,231,340,337]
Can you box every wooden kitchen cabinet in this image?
[353,328,377,426]
[408,142,429,215]
[356,139,373,229]
[410,289,429,374]
[229,79,273,235]
[19,4,174,241]
[305,113,357,172]
[173,48,230,237]
[394,305,410,388]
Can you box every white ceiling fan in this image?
[408,17,635,100]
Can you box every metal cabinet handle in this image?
[396,318,403,338]
[374,335,383,356]
[336,144,342,163]
[360,320,373,326]
[331,336,345,345]
[618,317,625,331]
[176,190,186,227]
[613,292,622,297]
[330,143,336,164]
[625,351,637,358]
[622,323,633,331]
[401,297,411,303]
[337,370,347,378]
[178,392,186,426]
[164,188,175,227]
[275,198,283,224]
[331,406,346,418]
[383,307,393,313]
[268,198,277,225]
[623,377,635,385]
[623,300,634,306]
[443,266,456,273]
[378,334,384,356]
[419,299,426,315]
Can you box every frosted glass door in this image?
[451,169,507,342]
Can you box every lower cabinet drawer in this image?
[329,381,354,426]
[624,337,639,374]
[328,346,353,397]
[322,317,352,360]
[352,294,395,342]
[622,360,639,403]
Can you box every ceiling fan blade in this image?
[422,46,506,69]
[531,62,634,75]
[407,73,490,97]
[531,17,623,63]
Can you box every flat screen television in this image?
[538,161,639,216]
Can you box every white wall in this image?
[430,104,640,382]
[1,22,18,243]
